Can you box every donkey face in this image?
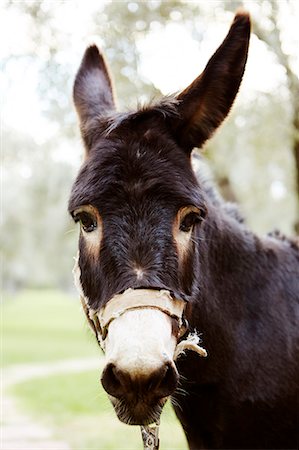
[69,12,250,425]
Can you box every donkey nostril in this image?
[101,363,124,398]
[154,362,179,398]
[101,361,178,400]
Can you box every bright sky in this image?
[1,1,298,150]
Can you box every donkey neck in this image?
[191,203,276,372]
[199,202,262,303]
[184,202,299,404]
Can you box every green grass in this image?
[2,289,99,366]
[12,370,188,449]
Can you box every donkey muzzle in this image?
[97,290,182,415]
[73,257,207,424]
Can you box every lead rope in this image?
[141,421,160,450]
[138,331,206,450]
[138,333,206,450]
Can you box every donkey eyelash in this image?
[179,212,201,233]
[179,208,206,233]
[73,211,98,232]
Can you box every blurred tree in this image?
[224,0,299,230]
[2,127,76,289]
[92,1,201,106]
[206,91,296,234]
[6,0,201,133]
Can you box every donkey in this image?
[69,11,299,449]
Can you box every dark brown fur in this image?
[69,12,299,449]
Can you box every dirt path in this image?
[1,357,103,450]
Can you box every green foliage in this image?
[2,290,98,365]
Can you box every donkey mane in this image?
[192,152,299,250]
[194,164,299,256]
[195,162,299,252]
[267,228,299,252]
[192,159,245,224]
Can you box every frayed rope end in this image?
[174,332,207,360]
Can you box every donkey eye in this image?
[76,212,97,233]
[180,211,203,233]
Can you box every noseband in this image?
[97,288,188,340]
[72,255,207,358]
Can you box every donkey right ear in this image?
[73,45,116,141]
[172,11,250,153]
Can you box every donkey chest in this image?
[173,383,298,449]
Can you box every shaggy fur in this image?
[69,11,299,449]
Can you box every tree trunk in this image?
[293,102,299,234]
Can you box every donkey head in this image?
[69,12,250,425]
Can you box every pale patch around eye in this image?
[173,205,200,260]
[74,204,103,257]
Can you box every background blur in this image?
[2,1,299,449]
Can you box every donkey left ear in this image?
[173,11,251,153]
[73,45,116,146]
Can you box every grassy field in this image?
[3,290,188,449]
[2,289,99,366]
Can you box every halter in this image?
[72,255,207,450]
[73,255,207,356]
[97,288,188,340]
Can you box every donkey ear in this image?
[73,45,115,136]
[174,11,250,153]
